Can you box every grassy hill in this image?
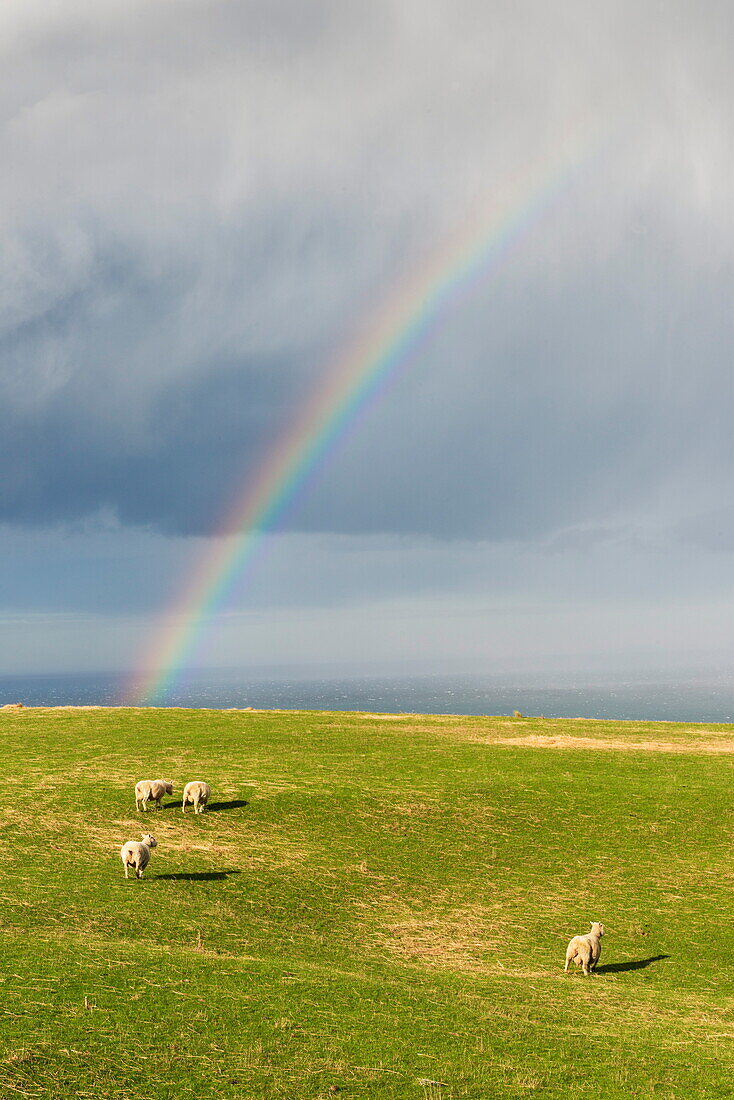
[1,706,733,1099]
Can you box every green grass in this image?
[1,706,734,1098]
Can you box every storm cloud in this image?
[3,0,734,544]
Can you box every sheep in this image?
[182,781,211,814]
[564,922,605,975]
[135,779,174,812]
[120,834,158,879]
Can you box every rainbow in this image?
[128,140,596,704]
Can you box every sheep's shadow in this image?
[156,870,243,882]
[595,954,670,974]
[153,799,248,812]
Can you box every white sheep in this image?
[135,779,173,812]
[120,834,158,879]
[564,922,605,975]
[182,781,211,814]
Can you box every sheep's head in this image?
[141,834,158,848]
[163,781,174,794]
[590,922,605,937]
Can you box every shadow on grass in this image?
[596,955,670,974]
[153,799,248,812]
[156,871,243,882]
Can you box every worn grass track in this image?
[1,707,733,1098]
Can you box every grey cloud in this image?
[671,508,734,554]
[2,1,734,545]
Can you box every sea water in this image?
[1,667,734,722]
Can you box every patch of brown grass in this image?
[85,818,311,871]
[489,735,734,754]
[360,713,421,720]
[379,903,504,972]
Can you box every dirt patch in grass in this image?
[488,735,734,754]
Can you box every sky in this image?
[2,0,734,682]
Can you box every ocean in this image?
[1,667,734,722]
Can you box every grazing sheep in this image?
[120,834,158,879]
[182,781,211,814]
[135,779,173,812]
[565,922,605,975]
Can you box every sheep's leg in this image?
[124,864,129,879]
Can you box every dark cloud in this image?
[2,0,734,548]
[4,219,732,544]
[0,342,307,534]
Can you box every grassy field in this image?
[1,706,734,1099]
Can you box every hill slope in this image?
[1,707,733,1098]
